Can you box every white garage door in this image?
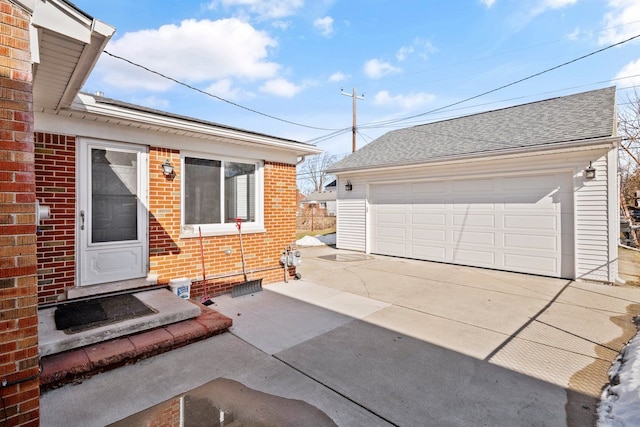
[369,173,574,278]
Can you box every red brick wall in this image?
[0,1,40,425]
[149,148,298,299]
[34,133,76,304]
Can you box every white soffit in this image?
[31,0,115,112]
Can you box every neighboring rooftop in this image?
[303,191,337,203]
[330,87,617,172]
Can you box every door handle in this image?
[80,210,85,230]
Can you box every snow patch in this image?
[598,327,640,427]
[296,233,336,247]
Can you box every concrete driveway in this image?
[276,245,640,426]
[40,245,640,426]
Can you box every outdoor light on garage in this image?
[584,161,596,180]
[345,180,353,191]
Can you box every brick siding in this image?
[0,1,40,425]
[34,133,76,304]
[149,148,298,299]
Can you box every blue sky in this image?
[72,0,640,159]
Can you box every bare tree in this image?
[298,153,337,194]
[619,90,640,206]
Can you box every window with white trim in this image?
[181,155,262,235]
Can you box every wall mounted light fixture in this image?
[345,180,352,191]
[161,159,174,177]
[584,161,596,180]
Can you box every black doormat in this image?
[54,294,156,334]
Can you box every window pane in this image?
[184,157,221,224]
[91,149,138,243]
[224,162,255,223]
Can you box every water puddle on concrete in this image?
[319,253,374,262]
[109,378,337,426]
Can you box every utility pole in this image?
[341,88,364,152]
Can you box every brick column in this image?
[0,1,40,425]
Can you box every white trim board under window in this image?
[180,153,264,237]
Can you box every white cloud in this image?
[210,0,304,20]
[328,71,348,82]
[373,90,436,110]
[599,0,640,45]
[615,58,640,89]
[363,59,402,79]
[396,38,437,62]
[567,27,581,40]
[205,78,251,100]
[542,0,578,8]
[512,0,578,28]
[98,18,280,91]
[259,78,303,97]
[396,46,414,62]
[314,16,334,37]
[481,0,496,8]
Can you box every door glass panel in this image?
[91,148,138,243]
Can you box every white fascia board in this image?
[13,1,34,13]
[32,0,96,44]
[71,94,323,156]
[329,137,621,175]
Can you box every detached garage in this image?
[329,87,620,283]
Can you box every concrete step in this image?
[40,303,232,391]
[38,289,202,357]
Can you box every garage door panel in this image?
[370,172,573,278]
[453,248,495,265]
[452,201,498,210]
[412,212,446,225]
[504,234,557,251]
[376,226,406,239]
[413,244,446,260]
[504,253,557,274]
[376,212,407,225]
[412,203,447,210]
[412,228,446,242]
[375,241,407,257]
[504,215,557,231]
[453,231,495,246]
[453,214,495,227]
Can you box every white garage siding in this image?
[369,172,575,278]
[336,179,366,251]
[574,155,614,282]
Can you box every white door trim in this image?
[77,138,149,286]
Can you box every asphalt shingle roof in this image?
[330,87,617,172]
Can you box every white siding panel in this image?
[574,155,612,282]
[336,198,366,251]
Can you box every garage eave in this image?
[329,136,620,175]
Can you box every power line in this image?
[358,32,640,130]
[102,50,343,132]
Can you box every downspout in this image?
[296,155,306,165]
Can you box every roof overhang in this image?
[45,93,323,156]
[29,0,115,112]
[328,136,621,175]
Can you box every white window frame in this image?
[180,152,264,237]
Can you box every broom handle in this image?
[198,227,206,283]
[236,218,248,282]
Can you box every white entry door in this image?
[78,139,148,286]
